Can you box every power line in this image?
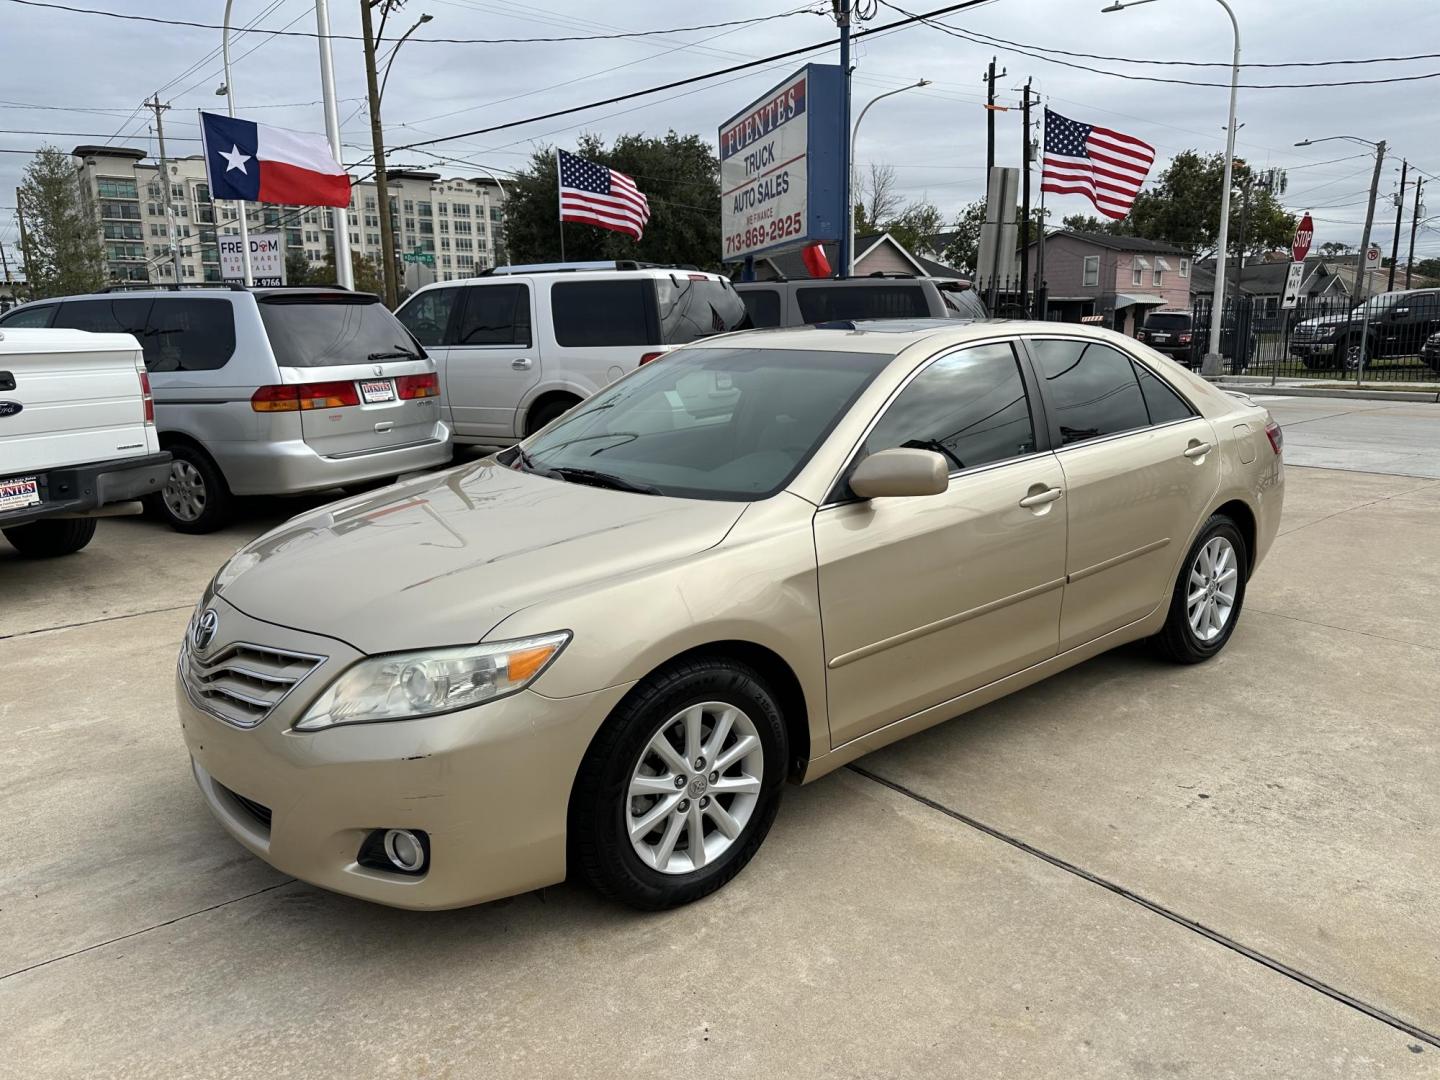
[882,1,1440,89]
[1,0,826,45]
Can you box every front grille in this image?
[181,639,325,729]
[215,780,273,832]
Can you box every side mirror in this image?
[850,448,949,499]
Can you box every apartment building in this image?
[71,145,507,287]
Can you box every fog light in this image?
[383,828,426,872]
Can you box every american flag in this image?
[557,148,651,240]
[1041,108,1156,220]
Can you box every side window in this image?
[453,284,530,346]
[551,280,652,347]
[396,288,460,346]
[795,285,929,323]
[1132,362,1194,425]
[144,299,236,371]
[739,289,782,328]
[53,298,152,338]
[861,342,1036,476]
[0,304,56,328]
[1029,338,1150,446]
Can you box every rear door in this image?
[440,281,537,440]
[256,293,441,457]
[544,278,659,399]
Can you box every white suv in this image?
[394,262,747,443]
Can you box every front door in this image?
[813,340,1068,748]
[444,282,539,440]
[1025,337,1221,649]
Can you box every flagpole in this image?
[314,0,354,290]
[1037,104,1048,319]
[221,0,253,285]
[556,149,566,261]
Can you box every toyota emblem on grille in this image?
[192,608,219,653]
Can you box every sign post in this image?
[719,64,845,270]
[220,232,285,286]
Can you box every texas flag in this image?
[199,111,351,208]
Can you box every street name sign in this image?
[718,64,844,263]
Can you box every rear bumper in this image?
[212,422,453,496]
[0,451,171,529]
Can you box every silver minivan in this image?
[0,288,451,532]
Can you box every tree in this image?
[285,250,314,286]
[504,132,722,269]
[1060,213,1128,236]
[1320,241,1355,257]
[17,146,105,298]
[854,163,904,235]
[1125,151,1295,256]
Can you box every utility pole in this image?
[360,0,399,306]
[1353,140,1386,382]
[1406,176,1424,289]
[1231,174,1253,340]
[0,239,11,285]
[835,0,853,279]
[16,195,35,296]
[983,57,1006,171]
[147,95,185,286]
[1387,159,1407,291]
[1019,78,1035,313]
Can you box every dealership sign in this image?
[219,232,285,286]
[719,64,844,262]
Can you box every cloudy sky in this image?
[3,0,1439,264]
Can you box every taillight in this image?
[1179,333,1192,343]
[250,381,361,412]
[397,372,439,399]
[1265,420,1283,454]
[138,369,154,424]
[639,351,665,366]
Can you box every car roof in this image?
[703,318,1130,355]
[420,268,729,291]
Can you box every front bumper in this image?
[213,422,453,496]
[175,599,631,909]
[0,451,171,529]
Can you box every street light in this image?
[848,79,931,276]
[379,13,433,107]
[1296,135,1386,380]
[1105,0,1238,377]
[220,0,253,285]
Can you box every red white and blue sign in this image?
[199,111,351,208]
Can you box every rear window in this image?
[655,277,747,344]
[552,280,656,347]
[144,298,237,371]
[258,295,421,368]
[739,289,782,328]
[796,284,930,323]
[1143,313,1191,332]
[939,287,988,320]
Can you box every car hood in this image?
[214,460,747,654]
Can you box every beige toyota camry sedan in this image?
[177,320,1284,911]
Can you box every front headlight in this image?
[294,631,571,731]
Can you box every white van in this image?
[394,263,747,443]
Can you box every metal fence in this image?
[1187,296,1440,383]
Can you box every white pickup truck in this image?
[0,327,171,557]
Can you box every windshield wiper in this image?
[368,348,422,361]
[548,467,660,495]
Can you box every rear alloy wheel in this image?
[2,517,98,557]
[1153,515,1248,664]
[570,657,787,910]
[152,445,232,534]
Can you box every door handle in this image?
[1183,441,1214,459]
[1018,486,1063,509]
[511,357,533,370]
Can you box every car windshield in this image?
[1144,313,1190,331]
[510,345,892,501]
[1351,293,1403,316]
[258,295,424,367]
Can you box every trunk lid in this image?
[257,292,440,458]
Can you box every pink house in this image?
[1024,231,1194,334]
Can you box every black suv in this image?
[1135,310,1195,365]
[1290,289,1440,370]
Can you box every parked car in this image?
[1135,309,1195,364]
[1290,288,1440,370]
[177,319,1284,912]
[0,327,170,556]
[393,262,747,445]
[734,273,987,328]
[1421,330,1440,373]
[0,288,451,532]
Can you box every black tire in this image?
[1338,334,1367,371]
[1152,514,1249,664]
[524,396,580,438]
[148,444,232,534]
[569,656,789,911]
[1,517,98,557]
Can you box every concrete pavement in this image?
[2,460,1438,1076]
[1250,396,1440,479]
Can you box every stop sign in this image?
[1292,213,1314,263]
